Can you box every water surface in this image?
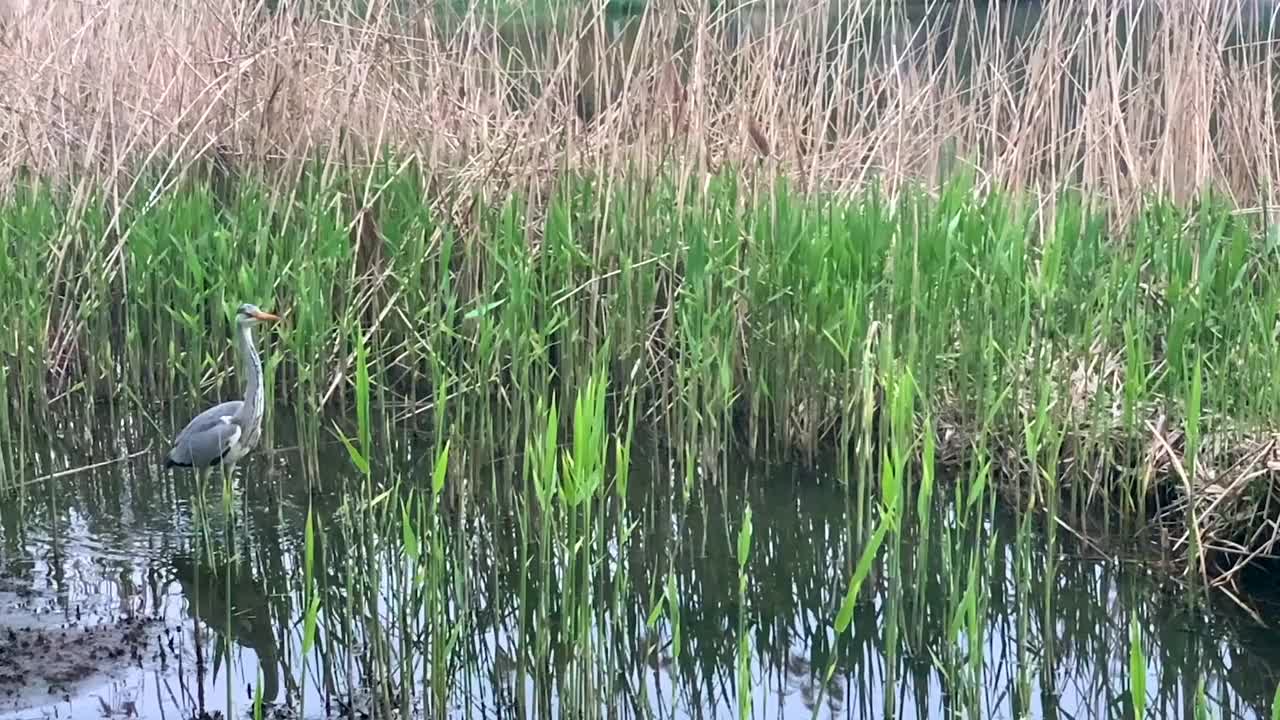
[3,402,1280,720]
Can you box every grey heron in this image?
[165,303,280,479]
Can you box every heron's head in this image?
[235,303,281,326]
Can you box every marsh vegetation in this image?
[6,0,1280,718]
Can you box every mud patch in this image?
[0,614,163,715]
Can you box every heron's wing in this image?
[167,401,243,468]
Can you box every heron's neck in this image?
[235,323,265,427]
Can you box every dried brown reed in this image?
[0,0,1278,211]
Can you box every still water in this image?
[3,402,1280,720]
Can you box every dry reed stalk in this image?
[0,0,1276,254]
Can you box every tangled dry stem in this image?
[0,0,1278,207]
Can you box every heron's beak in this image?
[252,310,281,322]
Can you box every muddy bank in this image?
[0,611,164,717]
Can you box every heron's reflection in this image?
[168,552,294,704]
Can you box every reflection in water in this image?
[169,553,290,706]
[1,404,1280,719]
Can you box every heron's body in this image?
[166,400,254,468]
[166,304,278,476]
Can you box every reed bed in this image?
[4,0,1280,715]
[2,0,1280,207]
[3,163,1280,584]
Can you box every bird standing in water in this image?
[166,303,280,481]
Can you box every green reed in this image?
[6,153,1280,720]
[1131,611,1148,719]
[5,164,1276,464]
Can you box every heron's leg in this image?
[215,463,237,553]
[212,462,237,527]
[195,466,213,515]
[195,466,214,552]
[223,462,239,497]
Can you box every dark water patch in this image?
[2,407,1280,718]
